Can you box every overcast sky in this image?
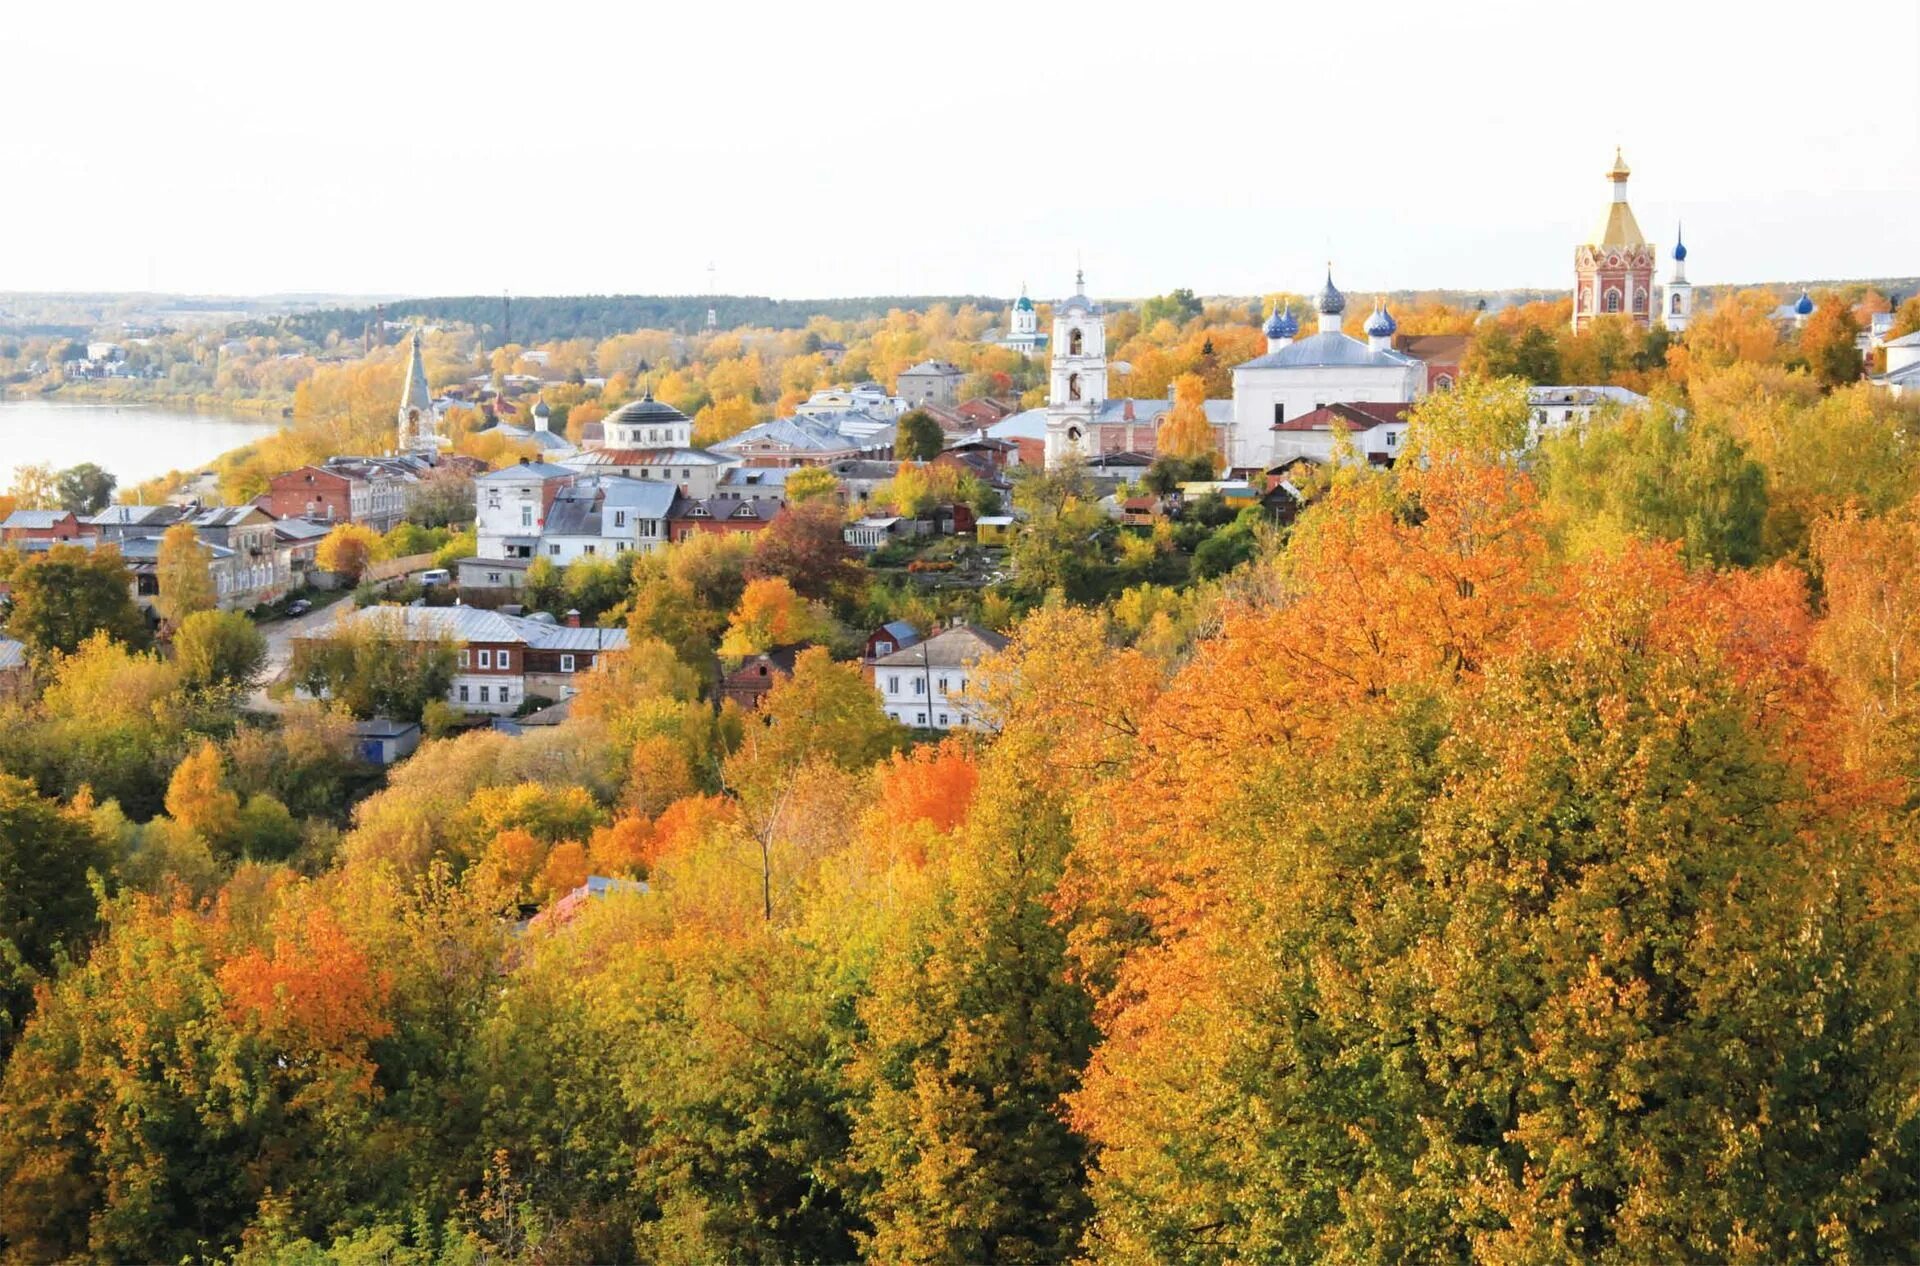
[3,0,1913,301]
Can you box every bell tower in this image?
[1661,225,1693,333]
[1572,148,1656,332]
[1045,269,1106,467]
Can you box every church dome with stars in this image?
[1316,269,1346,316]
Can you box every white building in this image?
[989,288,1049,356]
[1875,330,1920,398]
[871,623,1008,731]
[568,392,734,496]
[1227,271,1425,471]
[474,461,577,562]
[1661,228,1694,332]
[794,383,906,420]
[1527,385,1654,438]
[1043,272,1108,466]
[537,476,677,562]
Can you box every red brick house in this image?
[0,509,85,544]
[666,495,784,542]
[265,465,356,523]
[718,644,807,710]
[1393,333,1468,393]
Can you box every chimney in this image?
[565,609,581,628]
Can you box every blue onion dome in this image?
[530,397,551,418]
[1364,299,1397,337]
[1672,227,1687,262]
[1274,303,1299,337]
[1795,291,1815,316]
[1262,302,1287,338]
[1317,267,1346,316]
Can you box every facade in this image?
[666,495,784,541]
[536,476,677,562]
[1043,271,1108,467]
[1572,149,1657,332]
[265,457,420,531]
[863,620,921,662]
[187,505,291,608]
[1874,330,1920,398]
[0,509,84,544]
[844,516,907,551]
[897,360,964,407]
[871,623,1008,731]
[1228,273,1425,470]
[1269,401,1412,467]
[1527,385,1653,438]
[719,645,806,710]
[1661,227,1694,332]
[474,461,577,562]
[296,605,629,716]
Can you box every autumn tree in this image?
[718,576,832,660]
[5,542,149,655]
[746,499,865,604]
[0,774,107,1052]
[1796,290,1864,388]
[156,521,217,626]
[896,408,944,461]
[173,608,268,693]
[783,465,841,504]
[289,611,456,720]
[54,462,116,515]
[316,522,380,582]
[1155,371,1218,468]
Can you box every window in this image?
[938,713,949,727]
[1387,432,1398,447]
[614,510,626,528]
[617,541,630,551]
[549,544,561,555]
[497,650,510,671]
[560,654,576,672]
[1671,293,1683,314]
[584,545,595,555]
[913,678,924,694]
[459,685,470,702]
[1273,402,1285,426]
[521,505,534,528]
[500,686,511,704]
[915,712,926,726]
[937,676,949,695]
[1068,372,1081,401]
[887,675,899,693]
[1605,288,1621,313]
[458,649,470,668]
[1069,327,1083,355]
[477,650,491,669]
[875,640,893,656]
[487,572,502,584]
[479,686,490,704]
[1435,374,1454,390]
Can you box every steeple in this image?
[397,329,435,453]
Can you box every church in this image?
[1572,148,1692,333]
[1040,268,1424,472]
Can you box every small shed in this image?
[976,515,1016,546]
[352,717,421,765]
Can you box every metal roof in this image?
[0,639,25,671]
[1,509,72,529]
[475,461,576,482]
[1234,331,1419,371]
[871,623,1008,669]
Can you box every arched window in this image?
[1605,288,1621,313]
[1671,292,1683,314]
[1066,425,1082,443]
[1068,372,1081,401]
[1633,290,1647,313]
[1434,374,1454,391]
[1068,328,1083,356]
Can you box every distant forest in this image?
[258,294,1008,345]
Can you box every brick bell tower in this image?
[1572,147,1656,332]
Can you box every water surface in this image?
[0,399,283,488]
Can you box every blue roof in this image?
[1672,227,1687,262]
[1262,302,1298,339]
[1795,291,1815,315]
[1235,330,1419,371]
[1364,302,1397,337]
[1317,268,1346,316]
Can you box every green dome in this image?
[1015,294,1034,312]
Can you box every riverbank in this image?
[1,379,291,418]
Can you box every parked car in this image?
[418,568,451,587]
[286,598,312,616]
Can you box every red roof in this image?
[1272,402,1411,432]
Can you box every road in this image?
[247,596,352,714]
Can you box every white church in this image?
[1038,268,1428,472]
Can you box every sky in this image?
[2,0,1914,302]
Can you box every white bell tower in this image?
[1045,269,1106,468]
[1661,225,1693,333]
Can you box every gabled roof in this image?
[1235,331,1420,371]
[1393,333,1469,362]
[83,504,180,528]
[1273,402,1412,432]
[669,495,784,523]
[900,359,963,377]
[871,623,1008,669]
[1,509,74,530]
[475,461,576,482]
[189,504,273,528]
[308,603,631,651]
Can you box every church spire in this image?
[397,329,435,453]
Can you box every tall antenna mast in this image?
[706,262,718,332]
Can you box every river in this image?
[0,399,284,490]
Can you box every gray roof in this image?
[901,359,963,377]
[566,447,730,468]
[0,639,25,671]
[309,603,630,651]
[719,466,797,489]
[475,461,576,482]
[1528,385,1651,407]
[273,518,335,541]
[716,414,873,453]
[1884,330,1920,349]
[593,476,679,517]
[83,504,179,528]
[117,535,234,561]
[188,505,269,528]
[1,509,72,529]
[1234,331,1420,371]
[1879,361,1920,386]
[351,717,420,738]
[871,623,1008,669]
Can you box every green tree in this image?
[0,774,107,1052]
[289,612,457,721]
[1538,404,1767,565]
[54,462,116,515]
[897,409,945,462]
[156,521,217,627]
[173,609,268,693]
[6,543,149,655]
[1139,288,1203,328]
